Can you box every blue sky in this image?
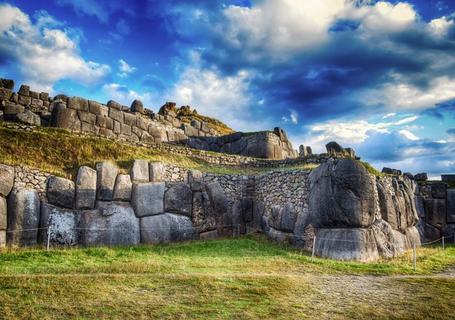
[0,0,454,177]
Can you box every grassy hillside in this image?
[0,124,316,178]
[0,235,454,319]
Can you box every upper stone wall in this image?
[0,78,298,160]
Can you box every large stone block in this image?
[309,159,377,228]
[113,174,132,201]
[130,160,149,182]
[81,202,140,246]
[96,162,118,201]
[16,110,41,126]
[447,189,455,223]
[0,196,6,230]
[68,97,89,112]
[47,176,75,209]
[0,230,5,247]
[315,228,379,262]
[280,204,298,233]
[131,100,144,113]
[39,203,80,246]
[431,183,447,199]
[205,182,229,215]
[149,162,165,182]
[140,213,197,244]
[131,182,164,217]
[0,164,14,197]
[424,199,446,228]
[165,183,192,216]
[75,166,97,209]
[51,103,81,131]
[89,101,108,117]
[109,106,124,123]
[7,188,40,246]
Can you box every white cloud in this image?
[168,66,269,131]
[428,16,454,36]
[393,115,418,125]
[102,83,157,108]
[382,112,396,119]
[399,129,419,141]
[118,59,136,78]
[364,76,455,111]
[0,4,110,92]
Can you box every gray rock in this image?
[131,100,144,113]
[7,188,40,246]
[81,202,140,246]
[89,100,108,117]
[205,182,229,215]
[188,170,203,191]
[447,189,455,223]
[414,173,428,181]
[326,141,344,154]
[18,84,30,96]
[0,78,14,90]
[47,176,75,209]
[0,196,6,230]
[149,162,165,182]
[39,203,80,246]
[431,183,447,199]
[130,160,149,182]
[280,204,297,232]
[96,162,118,201]
[423,222,441,242]
[165,183,192,216]
[107,100,122,110]
[0,230,5,247]
[16,110,41,126]
[266,227,293,244]
[0,164,14,197]
[309,159,377,228]
[376,176,418,231]
[424,199,446,228]
[441,224,455,243]
[68,97,89,111]
[113,174,132,201]
[140,213,197,244]
[382,167,402,175]
[75,166,97,209]
[315,228,379,262]
[131,182,164,217]
[51,103,81,131]
[415,196,425,218]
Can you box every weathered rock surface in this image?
[140,213,197,244]
[75,166,96,209]
[16,110,41,126]
[424,199,446,228]
[96,162,118,201]
[165,183,192,216]
[0,164,14,197]
[7,188,40,246]
[149,162,165,182]
[315,228,379,262]
[47,176,75,209]
[40,203,80,246]
[81,202,139,246]
[447,189,455,223]
[309,159,377,228]
[113,174,132,201]
[131,182,164,217]
[0,196,6,230]
[130,160,149,182]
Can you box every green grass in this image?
[0,124,310,178]
[0,236,454,319]
[359,161,385,177]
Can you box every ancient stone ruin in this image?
[0,78,454,261]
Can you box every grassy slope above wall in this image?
[0,124,316,178]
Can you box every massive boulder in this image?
[131,182,164,217]
[16,110,41,126]
[140,213,197,244]
[149,162,165,182]
[47,176,75,209]
[75,166,97,209]
[39,203,80,246]
[113,174,132,201]
[96,162,118,201]
[0,196,6,230]
[51,103,81,131]
[309,159,377,228]
[7,188,41,246]
[315,228,379,262]
[165,183,192,216]
[81,202,140,246]
[130,160,149,182]
[0,164,14,197]
[376,176,418,232]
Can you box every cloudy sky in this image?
[0,0,454,178]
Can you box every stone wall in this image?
[415,182,455,243]
[0,79,299,160]
[187,128,298,160]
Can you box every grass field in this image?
[0,235,454,319]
